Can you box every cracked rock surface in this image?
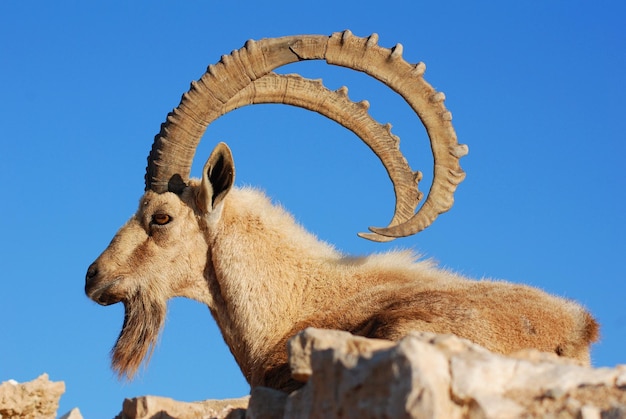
[254,328,626,419]
[0,374,66,419]
[5,331,624,418]
[115,329,626,418]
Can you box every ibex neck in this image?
[206,187,342,380]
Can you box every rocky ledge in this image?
[119,328,626,419]
[2,329,625,418]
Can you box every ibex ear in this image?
[197,142,235,214]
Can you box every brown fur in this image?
[86,145,598,390]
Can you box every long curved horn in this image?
[146,30,468,239]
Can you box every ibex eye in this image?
[152,213,172,225]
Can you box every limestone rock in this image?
[287,327,395,383]
[116,395,249,419]
[0,374,65,419]
[247,387,287,419]
[246,328,626,418]
[59,407,84,419]
[116,328,626,418]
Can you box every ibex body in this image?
[85,32,598,392]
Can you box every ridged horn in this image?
[145,35,329,194]
[318,30,469,237]
[216,72,419,242]
[145,30,468,240]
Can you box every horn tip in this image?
[358,231,396,242]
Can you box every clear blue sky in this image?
[1,2,624,418]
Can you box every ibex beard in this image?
[85,231,169,379]
[113,294,167,379]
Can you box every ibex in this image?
[85,31,598,392]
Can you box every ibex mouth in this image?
[94,291,122,306]
[85,278,123,306]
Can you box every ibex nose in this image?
[86,262,98,283]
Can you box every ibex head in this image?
[85,31,469,380]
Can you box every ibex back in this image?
[85,31,598,392]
